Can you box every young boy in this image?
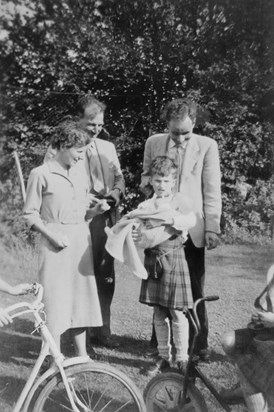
[133,156,196,375]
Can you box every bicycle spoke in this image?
[144,372,208,412]
[97,399,132,412]
[46,393,75,411]
[151,397,170,411]
[33,364,145,412]
[70,380,90,410]
[84,372,93,407]
[92,388,133,412]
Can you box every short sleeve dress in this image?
[23,159,102,336]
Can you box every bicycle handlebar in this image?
[191,295,220,335]
[32,282,43,306]
[203,295,219,302]
[4,283,44,319]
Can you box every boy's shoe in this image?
[147,357,170,377]
[145,346,159,358]
[196,348,211,362]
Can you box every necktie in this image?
[175,145,184,191]
[86,142,105,195]
[173,139,190,191]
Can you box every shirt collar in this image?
[47,159,68,174]
[47,159,78,184]
[152,193,173,200]
[169,135,191,149]
[86,138,97,149]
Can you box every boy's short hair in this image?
[149,156,177,178]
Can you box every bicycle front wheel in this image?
[33,362,146,412]
[144,371,208,412]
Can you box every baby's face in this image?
[150,173,176,197]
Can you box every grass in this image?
[0,237,273,411]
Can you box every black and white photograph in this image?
[0,1,273,411]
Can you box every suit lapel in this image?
[160,134,170,155]
[93,139,109,180]
[182,134,200,177]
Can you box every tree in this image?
[0,0,273,237]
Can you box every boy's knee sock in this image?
[244,394,268,412]
[172,317,189,362]
[266,393,274,412]
[154,317,171,361]
[239,370,267,412]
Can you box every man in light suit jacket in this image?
[140,98,222,361]
[78,95,125,348]
[45,95,125,348]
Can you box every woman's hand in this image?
[0,309,12,327]
[9,283,33,296]
[86,199,110,220]
[92,199,110,215]
[48,232,70,249]
[256,311,274,328]
[87,193,100,207]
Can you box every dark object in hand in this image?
[247,321,265,332]
[94,195,116,207]
[104,196,116,206]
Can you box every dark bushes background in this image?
[0,0,273,242]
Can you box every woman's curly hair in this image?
[51,120,88,150]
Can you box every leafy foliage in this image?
[0,0,273,239]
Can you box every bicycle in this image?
[144,296,246,411]
[2,283,146,412]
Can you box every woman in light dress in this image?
[23,120,109,358]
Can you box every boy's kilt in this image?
[139,236,193,310]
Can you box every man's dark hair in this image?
[76,94,106,117]
[161,98,197,123]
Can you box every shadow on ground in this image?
[0,319,41,365]
[0,376,28,408]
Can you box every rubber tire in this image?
[32,362,146,412]
[144,371,208,412]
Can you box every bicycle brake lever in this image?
[30,282,39,295]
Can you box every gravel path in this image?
[110,243,273,411]
[0,242,273,411]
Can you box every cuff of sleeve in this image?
[205,223,220,234]
[23,214,42,229]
